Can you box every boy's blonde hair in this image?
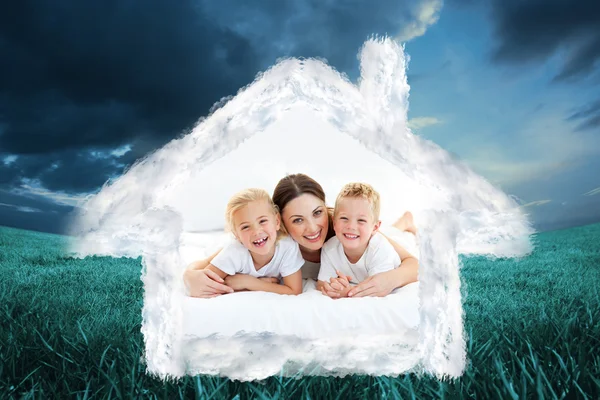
[334,182,381,221]
[225,188,280,233]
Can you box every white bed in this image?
[178,229,422,379]
[182,280,420,339]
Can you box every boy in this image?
[317,182,400,298]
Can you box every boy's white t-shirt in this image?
[317,232,401,283]
[211,236,304,278]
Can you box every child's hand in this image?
[321,271,354,299]
[224,274,252,292]
[329,270,354,291]
[320,284,341,298]
[321,283,350,299]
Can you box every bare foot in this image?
[392,211,417,235]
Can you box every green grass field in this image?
[1,223,599,398]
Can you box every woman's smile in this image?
[281,194,329,251]
[304,230,322,242]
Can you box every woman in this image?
[183,173,419,298]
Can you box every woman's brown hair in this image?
[272,173,335,241]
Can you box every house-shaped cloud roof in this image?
[70,37,533,259]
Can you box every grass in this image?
[1,223,599,398]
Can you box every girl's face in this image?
[281,194,329,252]
[232,199,281,257]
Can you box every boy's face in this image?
[232,200,281,256]
[333,197,380,252]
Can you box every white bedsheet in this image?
[182,280,420,339]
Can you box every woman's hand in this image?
[184,268,234,298]
[347,271,395,298]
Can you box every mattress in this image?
[182,280,420,339]
[178,228,421,379]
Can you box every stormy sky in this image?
[1,0,599,234]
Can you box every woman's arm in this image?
[183,248,234,297]
[225,270,303,295]
[347,233,419,297]
[381,233,419,285]
[205,264,228,279]
[185,248,222,272]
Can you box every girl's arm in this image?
[226,270,303,295]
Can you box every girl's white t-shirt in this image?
[211,236,304,278]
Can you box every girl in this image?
[202,188,304,296]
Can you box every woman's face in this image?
[281,193,329,252]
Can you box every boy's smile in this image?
[333,197,381,261]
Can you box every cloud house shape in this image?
[69,37,534,380]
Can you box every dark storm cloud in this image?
[0,0,424,200]
[201,0,417,76]
[0,0,261,157]
[489,0,600,82]
[0,144,155,194]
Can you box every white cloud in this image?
[110,144,132,157]
[16,206,41,213]
[520,199,551,207]
[0,202,42,213]
[14,180,90,207]
[88,144,132,160]
[396,0,443,42]
[3,155,17,165]
[583,187,600,196]
[408,116,443,130]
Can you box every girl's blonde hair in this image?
[225,188,281,234]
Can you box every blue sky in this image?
[0,0,598,233]
[405,1,600,231]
